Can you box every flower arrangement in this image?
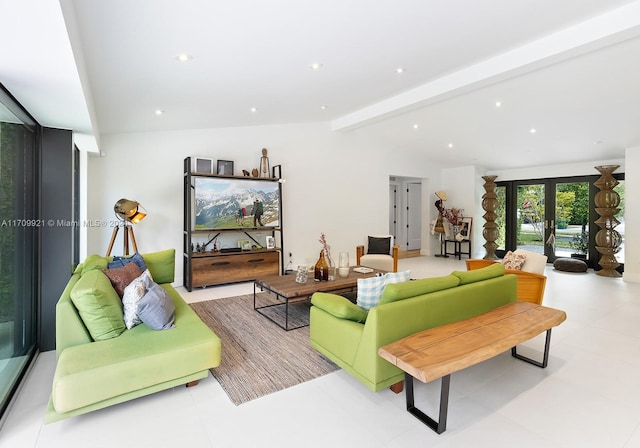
[319,233,334,267]
[442,207,464,226]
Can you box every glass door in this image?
[553,181,590,261]
[498,175,624,269]
[516,183,547,256]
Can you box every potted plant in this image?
[570,229,588,260]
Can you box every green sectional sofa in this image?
[309,263,517,392]
[46,249,221,423]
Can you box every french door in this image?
[496,176,625,269]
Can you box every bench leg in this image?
[512,328,552,368]
[405,373,450,434]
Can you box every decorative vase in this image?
[314,250,329,281]
[338,252,350,277]
[593,165,622,277]
[325,249,336,281]
[295,265,308,283]
[481,175,499,260]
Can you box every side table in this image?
[444,239,471,260]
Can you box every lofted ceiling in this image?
[1,0,640,170]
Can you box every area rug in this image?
[190,293,338,406]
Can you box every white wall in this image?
[85,125,638,284]
[440,166,485,258]
[87,122,444,285]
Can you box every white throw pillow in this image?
[122,269,153,329]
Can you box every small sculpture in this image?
[242,169,250,177]
[259,148,270,178]
[252,168,259,177]
[434,191,447,234]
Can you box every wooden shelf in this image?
[183,156,284,291]
[189,227,281,234]
[187,171,280,181]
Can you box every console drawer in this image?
[191,251,280,287]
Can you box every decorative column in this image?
[594,165,622,277]
[481,175,499,260]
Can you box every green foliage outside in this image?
[496,180,624,253]
[517,185,545,243]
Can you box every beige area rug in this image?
[190,293,338,406]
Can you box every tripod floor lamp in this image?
[106,198,147,256]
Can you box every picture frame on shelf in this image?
[217,160,234,175]
[265,236,275,249]
[459,217,472,240]
[237,239,251,251]
[194,157,213,174]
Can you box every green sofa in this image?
[309,263,517,392]
[45,249,221,423]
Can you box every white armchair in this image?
[466,249,548,305]
[356,235,399,272]
[513,249,548,275]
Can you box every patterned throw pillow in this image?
[501,250,527,270]
[384,270,411,285]
[357,270,411,310]
[102,262,143,297]
[357,275,387,311]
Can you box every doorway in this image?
[389,177,422,252]
[497,175,625,269]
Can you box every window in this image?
[0,85,39,422]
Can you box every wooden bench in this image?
[378,301,566,434]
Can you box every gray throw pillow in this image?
[367,236,391,255]
[137,284,176,330]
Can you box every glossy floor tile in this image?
[2,256,640,447]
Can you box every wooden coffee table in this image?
[254,268,383,330]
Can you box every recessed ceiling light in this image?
[155,109,164,116]
[250,107,258,113]
[396,67,405,74]
[495,101,502,107]
[320,105,328,110]
[530,128,537,134]
[310,63,323,70]
[413,124,419,129]
[176,53,193,62]
[448,143,454,148]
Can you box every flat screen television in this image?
[194,176,281,230]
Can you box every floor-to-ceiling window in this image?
[0,85,39,421]
[496,175,625,271]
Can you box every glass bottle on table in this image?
[314,250,329,281]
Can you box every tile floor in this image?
[2,256,640,447]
